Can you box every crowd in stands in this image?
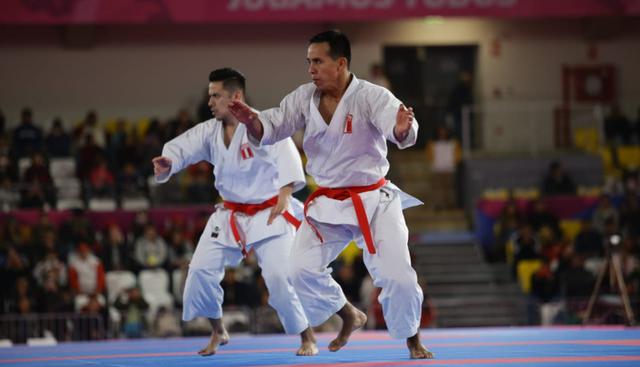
[491,154,640,325]
[2,100,638,343]
[0,203,430,342]
[0,106,218,212]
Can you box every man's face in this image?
[307,42,343,91]
[208,81,233,120]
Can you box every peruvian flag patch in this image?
[343,113,353,134]
[240,143,254,160]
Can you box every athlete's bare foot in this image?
[296,327,319,356]
[198,329,229,356]
[328,302,367,352]
[407,333,434,359]
[198,320,229,356]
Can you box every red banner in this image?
[2,0,639,25]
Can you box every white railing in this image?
[462,102,605,158]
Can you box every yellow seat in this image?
[337,241,361,266]
[513,187,540,200]
[482,188,510,200]
[598,147,619,177]
[573,127,600,153]
[560,219,582,243]
[577,186,601,197]
[617,146,640,170]
[517,259,543,293]
[135,117,152,137]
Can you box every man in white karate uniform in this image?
[229,31,433,359]
[152,68,317,356]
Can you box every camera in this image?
[609,234,621,247]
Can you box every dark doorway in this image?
[384,45,477,148]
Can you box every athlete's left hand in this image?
[393,104,414,142]
[268,196,289,225]
[268,184,294,225]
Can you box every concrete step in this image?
[432,295,526,308]
[417,264,493,275]
[427,283,522,297]
[421,272,496,284]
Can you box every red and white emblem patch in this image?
[240,143,254,160]
[343,113,353,134]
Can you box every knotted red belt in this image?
[223,196,301,256]
[303,178,387,254]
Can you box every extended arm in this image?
[152,122,214,183]
[229,86,308,146]
[370,88,418,149]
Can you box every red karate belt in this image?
[223,196,301,256]
[303,178,387,255]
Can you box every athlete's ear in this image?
[232,89,243,102]
[338,57,348,71]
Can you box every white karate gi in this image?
[255,75,424,339]
[156,119,309,335]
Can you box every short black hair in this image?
[309,30,351,67]
[209,68,246,94]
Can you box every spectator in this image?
[0,108,5,136]
[59,208,95,249]
[88,156,115,199]
[73,110,105,148]
[7,276,36,314]
[68,243,106,295]
[221,267,259,308]
[604,104,631,145]
[530,258,561,325]
[558,255,595,312]
[45,118,72,157]
[101,224,131,272]
[19,179,47,209]
[446,71,473,140]
[80,293,106,340]
[134,224,168,270]
[35,271,73,314]
[139,118,164,177]
[368,62,391,90]
[167,108,193,138]
[511,223,541,276]
[0,176,19,211]
[105,118,129,167]
[573,219,604,258]
[334,262,361,304]
[22,152,56,208]
[130,210,151,241]
[184,161,216,203]
[32,249,67,288]
[166,230,194,272]
[11,108,43,159]
[0,153,18,183]
[116,162,147,200]
[197,88,212,122]
[114,287,149,338]
[425,126,461,210]
[634,107,640,144]
[592,194,619,234]
[528,199,562,239]
[620,193,640,237]
[76,135,105,181]
[153,306,181,337]
[494,200,522,261]
[541,161,576,196]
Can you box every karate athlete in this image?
[229,30,434,359]
[152,68,317,356]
